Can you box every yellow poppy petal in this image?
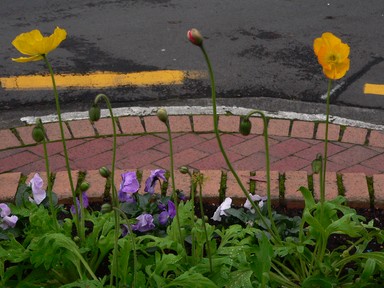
[11,55,44,62]
[12,30,44,56]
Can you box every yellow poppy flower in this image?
[12,27,67,62]
[313,32,350,80]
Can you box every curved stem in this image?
[244,110,279,238]
[165,120,184,250]
[43,56,81,240]
[93,94,120,286]
[200,46,279,243]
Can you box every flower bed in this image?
[0,27,383,287]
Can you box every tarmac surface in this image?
[1,109,384,210]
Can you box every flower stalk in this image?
[197,42,280,242]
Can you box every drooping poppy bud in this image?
[32,126,45,142]
[157,108,168,124]
[239,116,252,136]
[89,104,101,122]
[311,154,323,174]
[99,167,111,178]
[187,28,203,47]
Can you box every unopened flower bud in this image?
[99,167,111,178]
[239,116,252,136]
[179,166,189,174]
[32,126,45,142]
[89,104,101,122]
[311,154,323,174]
[101,203,112,214]
[187,28,203,47]
[79,181,90,192]
[157,108,168,124]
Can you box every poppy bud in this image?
[187,28,203,47]
[79,181,90,192]
[101,203,112,214]
[239,116,252,136]
[89,104,101,122]
[311,154,323,174]
[32,126,45,142]
[157,108,168,124]
[179,166,189,174]
[99,167,111,178]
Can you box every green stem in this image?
[43,56,82,240]
[93,94,120,286]
[244,110,279,238]
[320,79,333,204]
[114,207,138,288]
[39,120,59,230]
[165,120,184,250]
[200,45,279,243]
[198,181,213,273]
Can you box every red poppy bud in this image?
[187,28,203,47]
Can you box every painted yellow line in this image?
[364,83,384,96]
[0,70,205,90]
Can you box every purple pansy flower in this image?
[144,169,166,194]
[158,200,176,225]
[0,203,18,230]
[29,173,47,205]
[118,171,140,202]
[70,192,89,215]
[132,213,155,232]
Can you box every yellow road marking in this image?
[0,70,204,90]
[364,83,384,96]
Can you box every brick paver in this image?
[0,172,21,201]
[342,173,370,208]
[342,127,367,145]
[291,121,315,139]
[1,115,384,209]
[0,130,21,150]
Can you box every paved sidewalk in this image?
[1,113,384,209]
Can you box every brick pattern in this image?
[2,115,384,209]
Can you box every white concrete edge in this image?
[20,105,384,131]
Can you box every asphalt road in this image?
[1,0,384,128]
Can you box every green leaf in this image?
[163,271,217,288]
[361,258,376,282]
[302,275,337,288]
[226,269,254,288]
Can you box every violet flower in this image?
[118,171,140,202]
[132,213,155,232]
[244,194,267,214]
[29,173,46,205]
[158,200,176,225]
[211,197,232,221]
[144,169,166,194]
[70,192,89,215]
[0,203,18,230]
